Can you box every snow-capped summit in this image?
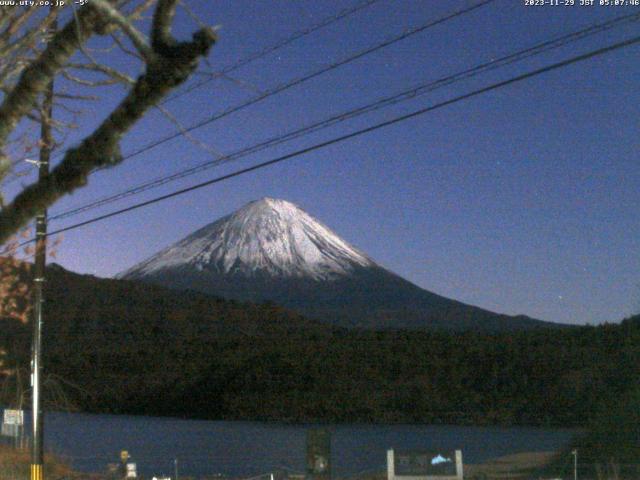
[120,198,374,281]
[120,198,549,331]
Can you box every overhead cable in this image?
[49,11,640,222]
[29,33,640,244]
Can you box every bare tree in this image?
[0,0,217,244]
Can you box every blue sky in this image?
[6,0,640,325]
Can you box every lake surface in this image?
[15,410,578,478]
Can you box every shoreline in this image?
[0,445,561,480]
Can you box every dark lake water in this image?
[12,410,578,478]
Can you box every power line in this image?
[90,0,496,165]
[49,11,640,222]
[163,0,385,104]
[47,0,495,219]
[2,0,384,183]
[6,0,493,187]
[30,33,640,244]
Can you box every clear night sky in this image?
[6,0,640,325]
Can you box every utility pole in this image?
[174,458,179,480]
[30,14,56,480]
[572,449,578,480]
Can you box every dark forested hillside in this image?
[538,379,640,479]
[159,316,638,426]
[0,264,638,428]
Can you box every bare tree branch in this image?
[151,0,177,52]
[66,61,135,85]
[0,8,38,42]
[91,0,154,62]
[0,3,216,243]
[127,0,158,20]
[0,6,99,175]
[111,30,145,60]
[61,69,121,87]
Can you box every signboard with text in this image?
[388,449,463,480]
[3,409,23,425]
[1,409,24,438]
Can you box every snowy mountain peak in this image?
[120,198,374,281]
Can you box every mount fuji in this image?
[119,198,550,331]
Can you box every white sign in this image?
[3,409,24,426]
[388,449,463,480]
[126,462,137,478]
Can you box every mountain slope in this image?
[120,198,553,331]
[2,263,633,426]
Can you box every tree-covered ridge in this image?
[0,265,638,430]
